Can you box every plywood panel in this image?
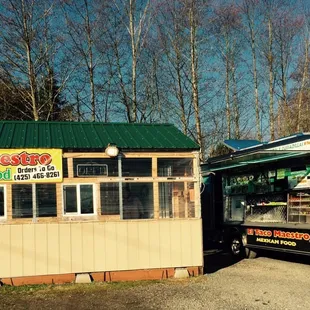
[22,224,36,276]
[47,224,60,275]
[127,221,139,270]
[148,221,161,268]
[93,223,106,271]
[180,220,192,266]
[116,222,128,270]
[82,223,94,272]
[35,224,48,276]
[59,224,72,273]
[104,222,118,270]
[71,223,83,272]
[0,225,11,277]
[10,225,23,277]
[158,221,172,268]
[137,221,150,269]
[169,221,182,267]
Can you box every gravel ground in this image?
[1,252,310,310]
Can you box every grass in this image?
[0,278,164,295]
[0,276,206,296]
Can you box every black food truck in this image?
[201,133,310,258]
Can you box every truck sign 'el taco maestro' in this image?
[0,149,62,182]
[201,133,310,257]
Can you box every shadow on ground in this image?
[254,250,310,266]
[203,250,242,274]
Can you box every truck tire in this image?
[230,236,244,257]
[245,248,257,259]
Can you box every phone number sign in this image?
[0,149,62,183]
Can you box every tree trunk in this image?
[22,0,39,121]
[129,0,137,123]
[84,0,96,122]
[268,18,275,140]
[247,8,261,140]
[297,37,309,132]
[225,36,231,139]
[189,1,203,160]
[232,60,240,139]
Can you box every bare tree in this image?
[242,0,262,140]
[62,0,103,122]
[112,0,152,123]
[0,0,50,120]
[273,6,303,136]
[0,0,74,121]
[188,0,204,156]
[212,3,242,140]
[296,14,310,131]
[156,0,191,134]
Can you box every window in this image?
[0,186,6,218]
[12,184,33,218]
[63,184,95,215]
[100,183,119,215]
[62,158,68,178]
[12,184,57,218]
[122,159,152,177]
[158,158,193,177]
[123,183,153,219]
[159,182,195,218]
[73,158,118,177]
[36,184,57,217]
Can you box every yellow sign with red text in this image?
[0,149,62,183]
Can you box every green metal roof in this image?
[0,121,200,150]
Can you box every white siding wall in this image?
[0,219,203,278]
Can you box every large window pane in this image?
[36,184,57,217]
[100,183,119,215]
[122,159,152,177]
[158,158,193,177]
[159,182,195,218]
[80,185,94,214]
[12,184,33,218]
[0,187,4,216]
[64,186,77,213]
[123,183,153,219]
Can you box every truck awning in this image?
[204,151,309,172]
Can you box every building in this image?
[0,121,203,285]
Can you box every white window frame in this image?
[0,185,6,220]
[62,183,96,216]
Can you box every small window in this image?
[158,158,193,177]
[62,158,68,178]
[12,184,33,218]
[73,158,118,177]
[36,184,57,217]
[122,159,152,177]
[100,183,120,215]
[63,184,95,215]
